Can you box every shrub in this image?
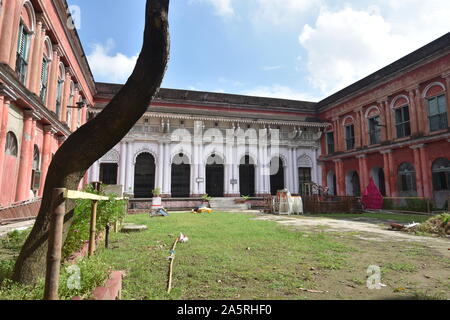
[62,184,127,260]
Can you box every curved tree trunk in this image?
[13,0,170,284]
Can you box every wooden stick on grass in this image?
[167,236,180,294]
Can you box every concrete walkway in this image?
[0,219,35,238]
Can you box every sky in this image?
[67,0,450,102]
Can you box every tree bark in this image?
[13,0,170,284]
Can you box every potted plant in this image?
[201,194,212,205]
[234,195,248,204]
[151,187,162,209]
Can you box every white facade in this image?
[88,112,325,198]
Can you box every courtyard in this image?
[78,212,449,300]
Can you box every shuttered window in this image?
[16,23,29,84]
[428,94,448,132]
[40,58,49,101]
[55,79,63,118]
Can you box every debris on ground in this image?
[406,214,450,237]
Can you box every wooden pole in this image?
[167,237,180,294]
[105,224,110,249]
[88,182,101,257]
[88,199,98,257]
[44,188,66,300]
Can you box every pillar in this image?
[419,145,432,199]
[162,142,171,197]
[125,142,133,195]
[410,145,424,197]
[381,151,391,196]
[357,154,369,192]
[27,19,43,92]
[293,148,299,194]
[443,73,450,129]
[334,159,344,196]
[387,150,397,197]
[61,71,71,123]
[8,1,23,68]
[16,111,37,202]
[0,0,18,65]
[119,141,127,191]
[47,50,60,113]
[0,97,9,193]
[39,125,53,196]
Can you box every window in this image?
[398,163,416,193]
[326,132,335,154]
[5,132,18,156]
[395,106,411,138]
[345,124,355,150]
[40,58,49,101]
[427,94,448,132]
[16,23,30,84]
[368,116,381,145]
[31,145,41,191]
[432,158,450,191]
[55,79,64,118]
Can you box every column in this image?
[162,142,171,197]
[27,20,43,92]
[125,142,133,195]
[357,154,369,191]
[39,125,53,196]
[156,142,164,191]
[410,145,424,197]
[443,73,450,128]
[419,145,432,199]
[387,150,397,197]
[15,111,37,202]
[71,87,80,131]
[288,147,294,193]
[359,109,367,147]
[379,101,388,142]
[119,141,127,191]
[0,97,9,193]
[47,50,60,112]
[8,2,22,68]
[61,71,72,123]
[293,148,299,194]
[334,159,345,196]
[355,110,363,148]
[0,0,18,64]
[381,151,391,196]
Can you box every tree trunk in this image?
[12,0,170,284]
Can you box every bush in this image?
[0,256,109,300]
[409,213,450,237]
[383,198,428,212]
[62,184,127,260]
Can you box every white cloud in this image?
[189,0,234,17]
[87,39,139,84]
[251,0,321,26]
[299,2,450,95]
[244,84,319,101]
[262,65,283,71]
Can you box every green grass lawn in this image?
[307,212,431,223]
[95,212,353,300]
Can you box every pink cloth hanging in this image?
[361,178,384,210]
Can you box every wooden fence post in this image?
[88,182,101,257]
[44,188,66,300]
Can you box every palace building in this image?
[0,0,449,217]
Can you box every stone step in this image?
[209,198,249,210]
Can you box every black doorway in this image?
[270,158,285,195]
[298,167,312,196]
[239,156,255,197]
[171,163,191,197]
[100,163,118,185]
[206,164,224,197]
[134,153,155,198]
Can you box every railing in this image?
[44,184,128,300]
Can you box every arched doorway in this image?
[327,171,337,196]
[171,153,191,198]
[432,158,450,208]
[371,167,386,196]
[239,155,255,197]
[134,153,155,198]
[346,171,361,196]
[206,154,224,197]
[270,157,285,195]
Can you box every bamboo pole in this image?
[88,199,98,257]
[167,237,180,294]
[44,188,66,300]
[105,223,110,249]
